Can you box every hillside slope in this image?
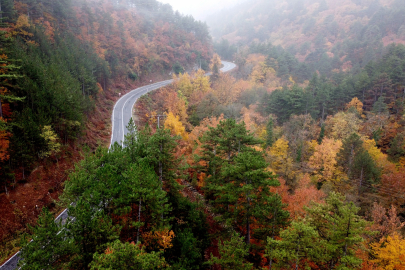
[0,0,212,262]
[209,0,405,73]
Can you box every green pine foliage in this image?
[165,193,210,269]
[261,44,405,124]
[267,192,373,269]
[19,208,74,269]
[89,240,167,270]
[207,232,253,270]
[19,121,211,269]
[197,119,289,255]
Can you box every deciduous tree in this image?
[371,233,405,270]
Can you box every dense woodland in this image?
[5,0,405,269]
[210,0,405,76]
[0,0,212,263]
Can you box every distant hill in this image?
[208,0,405,73]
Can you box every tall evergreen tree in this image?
[198,119,288,249]
[337,133,363,177]
[145,127,179,190]
[19,208,73,270]
[67,199,121,269]
[266,117,275,147]
[207,232,253,270]
[268,192,371,269]
[198,119,260,200]
[117,161,170,243]
[90,240,167,270]
[219,150,287,244]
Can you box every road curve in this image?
[0,61,236,270]
[110,61,236,146]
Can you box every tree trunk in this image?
[137,198,142,244]
[0,98,3,119]
[359,167,364,190]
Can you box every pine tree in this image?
[19,208,73,269]
[318,123,325,144]
[267,192,371,269]
[219,150,287,244]
[198,119,260,200]
[198,119,288,247]
[207,232,253,270]
[66,199,121,269]
[337,133,363,177]
[266,221,324,270]
[90,240,168,270]
[145,127,179,190]
[352,148,380,189]
[117,161,170,243]
[306,192,371,269]
[266,117,275,147]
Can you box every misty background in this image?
[159,0,246,20]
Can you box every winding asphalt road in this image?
[0,61,236,270]
[110,61,236,146]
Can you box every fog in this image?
[159,0,245,20]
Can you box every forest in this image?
[0,0,212,263]
[5,0,405,269]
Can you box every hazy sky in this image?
[159,0,241,20]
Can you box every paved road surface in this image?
[110,61,236,146]
[0,61,236,270]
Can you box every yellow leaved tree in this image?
[164,111,188,140]
[39,125,61,160]
[192,69,211,94]
[12,15,34,41]
[189,69,212,105]
[327,111,361,140]
[363,138,394,173]
[309,138,343,185]
[173,72,193,99]
[267,136,295,180]
[371,233,405,270]
[142,229,175,251]
[210,53,222,80]
[250,61,274,85]
[346,97,364,115]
